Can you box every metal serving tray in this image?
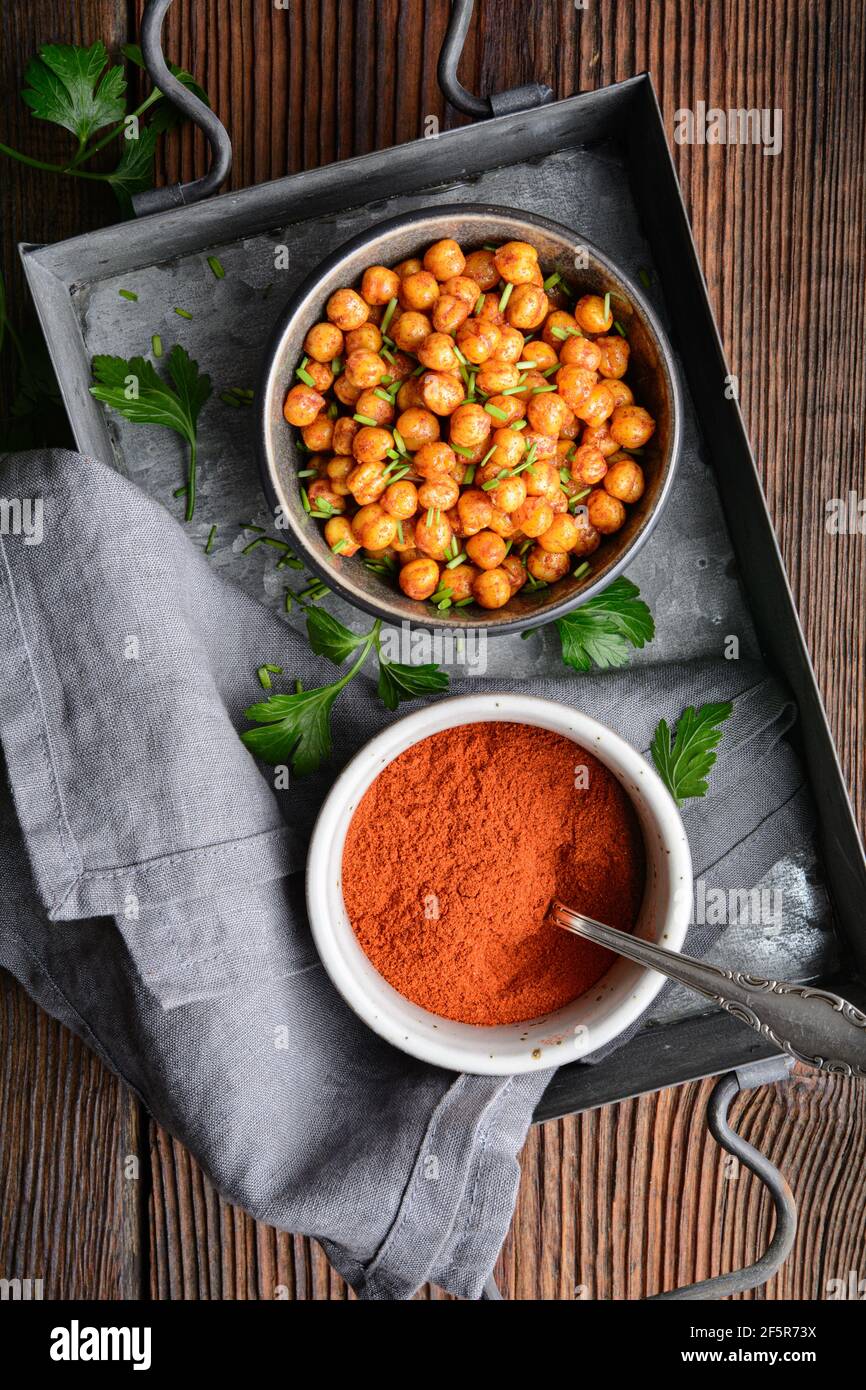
[19,73,866,1124]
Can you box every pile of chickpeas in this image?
[283,236,656,612]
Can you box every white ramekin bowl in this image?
[306,695,692,1076]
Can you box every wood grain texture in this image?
[1,0,864,1301]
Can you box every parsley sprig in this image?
[523,577,655,670]
[650,702,734,806]
[90,346,212,520]
[241,608,449,775]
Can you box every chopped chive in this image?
[482,470,509,492]
[426,506,434,527]
[207,255,226,279]
[204,524,217,554]
[603,291,611,322]
[483,244,498,252]
[437,599,452,611]
[510,419,528,431]
[374,388,394,404]
[453,345,469,366]
[531,384,557,395]
[331,538,348,553]
[638,267,652,289]
[541,363,560,377]
[294,358,313,386]
[331,356,343,374]
[392,427,407,454]
[297,468,318,478]
[462,465,476,484]
[573,561,592,580]
[479,444,497,467]
[380,297,398,336]
[151,334,163,357]
[499,282,514,312]
[474,293,486,314]
[515,360,538,370]
[560,467,571,484]
[396,521,405,545]
[353,413,379,427]
[118,288,138,302]
[520,539,533,556]
[380,345,396,364]
[429,586,454,605]
[455,596,474,607]
[451,442,475,458]
[445,551,466,569]
[614,320,627,337]
[295,679,304,693]
[173,484,188,498]
[485,402,508,421]
[543,272,562,291]
[257,666,273,690]
[174,307,193,319]
[503,539,513,556]
[552,325,583,341]
[301,488,311,514]
[386,465,411,483]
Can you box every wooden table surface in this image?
[1,0,864,1301]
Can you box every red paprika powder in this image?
[342,721,646,1026]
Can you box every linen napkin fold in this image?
[0,449,816,1299]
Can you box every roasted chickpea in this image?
[283,384,326,426]
[345,349,388,390]
[348,461,388,505]
[352,426,393,464]
[610,404,656,449]
[520,340,558,371]
[496,326,526,364]
[345,323,383,356]
[514,495,555,538]
[524,460,560,498]
[549,489,569,514]
[581,422,620,458]
[542,310,579,348]
[304,361,334,393]
[570,509,602,557]
[595,335,631,378]
[419,370,465,416]
[413,441,456,478]
[394,257,423,279]
[450,403,492,451]
[324,515,361,556]
[574,293,614,334]
[392,517,417,553]
[391,310,433,354]
[399,270,440,313]
[521,431,558,462]
[355,389,394,426]
[351,502,385,539]
[414,509,453,560]
[489,474,527,514]
[334,374,362,406]
[512,369,549,403]
[361,265,400,306]
[489,427,526,470]
[307,479,346,513]
[396,377,423,411]
[537,513,580,554]
[327,288,370,331]
[601,379,634,410]
[396,407,440,451]
[466,530,507,570]
[388,350,416,382]
[332,417,359,455]
[476,295,505,327]
[604,459,645,503]
[383,479,419,519]
[485,395,526,425]
[304,321,344,363]
[559,404,579,440]
[473,567,512,609]
[526,546,570,582]
[527,391,570,437]
[456,316,501,364]
[399,556,440,600]
[325,456,353,493]
[476,360,520,394]
[432,294,470,335]
[556,364,597,411]
[418,475,460,511]
[495,240,539,284]
[506,284,549,330]
[501,554,528,594]
[463,248,500,291]
[357,510,397,551]
[417,332,460,372]
[587,488,627,534]
[302,413,334,452]
[487,506,516,539]
[569,443,608,487]
[423,238,466,281]
[560,335,602,370]
[575,383,616,427]
[457,487,494,535]
[442,563,476,602]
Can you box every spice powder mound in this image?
[341,721,646,1026]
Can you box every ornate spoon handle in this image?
[549,900,866,1078]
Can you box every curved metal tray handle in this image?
[132,0,554,217]
[132,0,232,216]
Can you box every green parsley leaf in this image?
[305,607,366,665]
[377,659,449,711]
[120,43,210,132]
[241,686,341,776]
[552,578,654,671]
[650,702,734,806]
[21,42,126,146]
[90,345,211,520]
[105,124,160,216]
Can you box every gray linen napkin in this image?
[0,449,815,1298]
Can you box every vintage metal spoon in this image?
[549,900,866,1078]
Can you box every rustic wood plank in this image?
[1,0,864,1301]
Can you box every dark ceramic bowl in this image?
[258,204,682,634]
